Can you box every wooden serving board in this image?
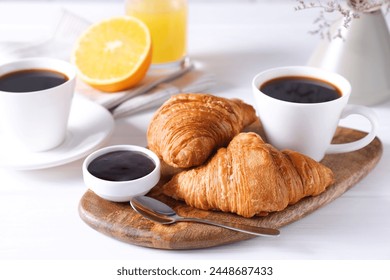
[79,126,382,250]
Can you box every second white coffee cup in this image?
[252,66,378,161]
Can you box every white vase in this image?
[307,9,390,105]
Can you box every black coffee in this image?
[260,76,341,103]
[0,69,68,92]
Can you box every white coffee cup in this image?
[0,57,76,152]
[252,66,378,161]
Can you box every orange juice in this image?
[126,0,187,65]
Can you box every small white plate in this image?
[0,94,115,170]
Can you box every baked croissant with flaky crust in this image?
[163,132,334,218]
[147,93,257,168]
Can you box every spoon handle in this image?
[179,217,280,237]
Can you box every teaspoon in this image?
[130,196,280,237]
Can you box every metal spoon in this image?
[130,196,280,237]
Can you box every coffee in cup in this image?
[259,76,341,103]
[0,69,68,93]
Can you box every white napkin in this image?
[112,67,216,119]
[0,9,90,62]
[0,9,216,116]
[77,58,196,110]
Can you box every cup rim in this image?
[0,57,76,95]
[252,66,351,106]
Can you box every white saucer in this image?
[0,94,115,170]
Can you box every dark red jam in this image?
[88,150,155,181]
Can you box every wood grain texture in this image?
[79,126,382,249]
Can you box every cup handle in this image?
[326,104,378,154]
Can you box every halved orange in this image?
[72,16,152,92]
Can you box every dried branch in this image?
[295,0,390,40]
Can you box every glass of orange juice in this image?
[125,0,188,68]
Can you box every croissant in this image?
[147,93,257,168]
[163,132,334,218]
